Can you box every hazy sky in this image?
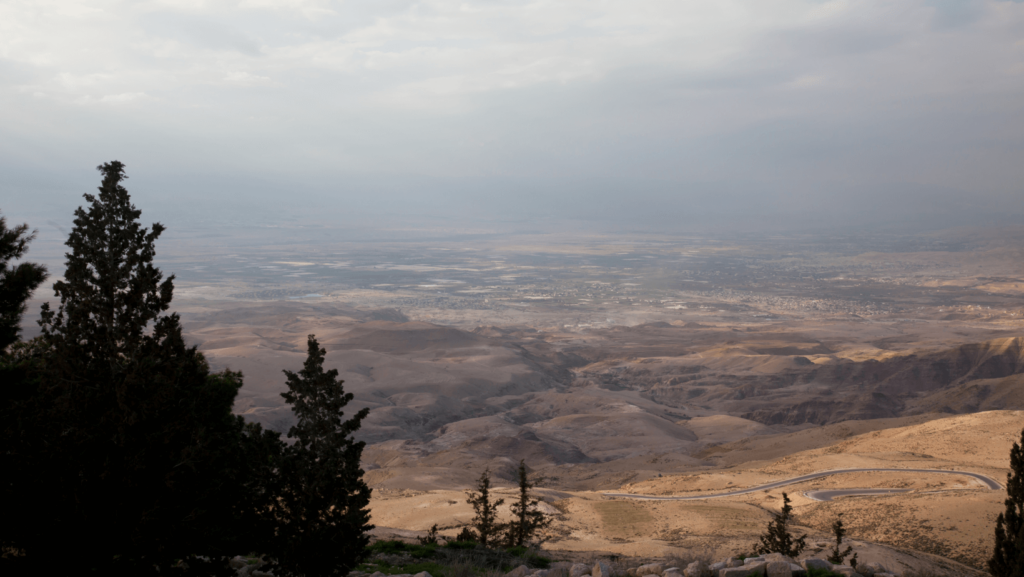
[2,0,1023,230]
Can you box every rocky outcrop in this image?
[621,555,899,577]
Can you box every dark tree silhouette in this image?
[0,212,48,570]
[419,524,441,545]
[504,460,552,548]
[990,427,1024,577]
[826,513,856,567]
[270,334,373,577]
[4,162,252,575]
[0,212,47,352]
[467,468,506,548]
[455,527,478,542]
[754,492,807,557]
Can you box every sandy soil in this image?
[363,411,1020,574]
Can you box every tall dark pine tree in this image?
[272,334,373,577]
[0,213,47,352]
[754,492,807,557]
[21,162,250,574]
[990,427,1024,577]
[504,460,551,548]
[467,468,505,548]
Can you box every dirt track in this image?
[603,468,1002,501]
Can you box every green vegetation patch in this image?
[368,540,439,558]
[363,540,551,574]
[359,560,448,576]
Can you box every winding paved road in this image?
[804,488,913,502]
[602,468,1002,501]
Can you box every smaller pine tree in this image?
[504,460,552,548]
[466,468,505,548]
[754,492,807,557]
[272,334,373,577]
[0,212,47,353]
[989,427,1024,577]
[826,513,854,565]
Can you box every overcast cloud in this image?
[2,0,1023,231]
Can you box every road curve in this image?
[804,488,913,502]
[602,468,1002,501]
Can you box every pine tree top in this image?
[0,212,48,352]
[41,161,173,371]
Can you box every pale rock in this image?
[710,563,726,572]
[643,574,660,577]
[831,567,862,577]
[725,559,744,568]
[627,569,637,577]
[594,561,613,577]
[719,563,766,577]
[789,564,806,577]
[663,569,682,577]
[684,560,711,577]
[251,572,274,577]
[414,572,433,577]
[230,557,248,570]
[638,564,664,576]
[763,554,794,565]
[765,561,791,577]
[508,566,532,577]
[534,571,550,577]
[571,564,591,577]
[744,558,766,566]
[801,560,831,572]
[857,566,874,577]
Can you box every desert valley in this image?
[23,223,1023,575]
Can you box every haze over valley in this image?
[21,222,1024,574]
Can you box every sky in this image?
[2,0,1023,233]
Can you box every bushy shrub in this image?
[454,528,479,543]
[420,524,441,545]
[754,492,807,557]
